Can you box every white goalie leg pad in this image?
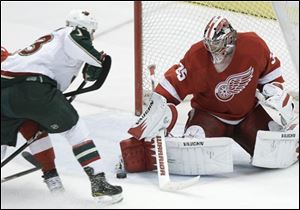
[128,92,177,139]
[165,137,234,175]
[252,124,299,168]
[1,145,7,160]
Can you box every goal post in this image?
[134,1,143,116]
[134,1,299,116]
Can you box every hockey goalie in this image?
[120,16,299,177]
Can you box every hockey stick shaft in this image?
[153,130,200,191]
[1,167,41,183]
[147,65,200,191]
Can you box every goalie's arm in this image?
[256,82,296,126]
[154,61,199,106]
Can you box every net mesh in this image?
[140,1,299,100]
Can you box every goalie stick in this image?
[148,64,200,191]
[153,129,200,191]
[1,152,41,183]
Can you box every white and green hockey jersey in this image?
[1,26,102,91]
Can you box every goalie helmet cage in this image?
[134,1,299,116]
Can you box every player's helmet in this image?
[66,10,98,35]
[203,16,237,64]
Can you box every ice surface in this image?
[1,1,299,209]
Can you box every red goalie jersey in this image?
[155,32,283,122]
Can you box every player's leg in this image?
[233,105,272,156]
[61,118,122,200]
[2,82,65,192]
[1,86,25,148]
[30,82,122,200]
[1,145,7,161]
[26,82,122,200]
[4,79,122,199]
[18,120,64,192]
[235,105,299,168]
[184,108,233,137]
[174,109,234,175]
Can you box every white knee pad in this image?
[1,145,7,160]
[184,125,205,139]
[165,136,233,175]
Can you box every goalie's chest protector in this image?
[185,33,281,121]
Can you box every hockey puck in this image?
[116,172,127,179]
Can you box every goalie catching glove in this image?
[258,82,295,126]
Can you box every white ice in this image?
[1,1,299,209]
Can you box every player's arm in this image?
[255,36,296,126]
[155,63,187,105]
[64,27,109,81]
[65,27,103,67]
[155,49,198,105]
[256,34,283,91]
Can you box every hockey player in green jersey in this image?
[1,10,122,204]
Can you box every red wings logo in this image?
[215,67,254,102]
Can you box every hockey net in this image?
[134,1,299,116]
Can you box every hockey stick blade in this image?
[160,176,200,191]
[1,152,42,184]
[22,151,42,168]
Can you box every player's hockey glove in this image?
[83,64,103,81]
[82,52,109,82]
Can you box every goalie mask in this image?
[66,10,98,38]
[203,16,237,64]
